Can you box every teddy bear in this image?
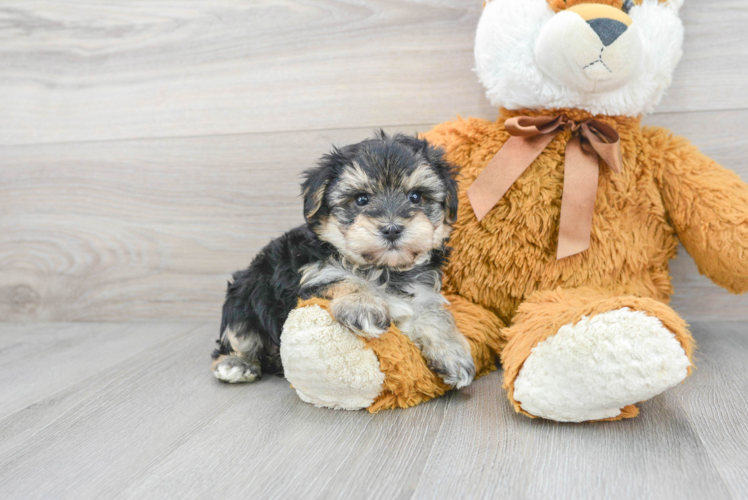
[279,0,748,422]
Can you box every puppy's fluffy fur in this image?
[211,132,475,388]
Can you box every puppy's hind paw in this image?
[212,355,261,383]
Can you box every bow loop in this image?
[580,120,623,174]
[465,115,624,259]
[505,115,564,136]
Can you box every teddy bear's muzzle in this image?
[534,3,642,93]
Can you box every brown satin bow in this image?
[466,115,623,259]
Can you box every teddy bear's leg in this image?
[501,288,694,423]
[281,295,504,412]
[280,299,386,410]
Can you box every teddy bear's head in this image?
[475,0,684,117]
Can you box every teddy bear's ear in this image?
[664,0,684,12]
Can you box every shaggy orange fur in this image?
[416,107,748,418]
[289,106,748,418]
[423,109,748,322]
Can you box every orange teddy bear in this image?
[280,0,748,422]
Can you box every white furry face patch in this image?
[475,0,685,116]
[535,4,642,93]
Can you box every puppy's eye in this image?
[408,191,422,204]
[622,0,634,14]
[354,193,370,206]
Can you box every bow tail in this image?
[556,135,601,259]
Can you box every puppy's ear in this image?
[391,133,428,153]
[301,165,332,223]
[301,145,354,223]
[437,157,459,223]
[421,141,459,223]
[393,133,458,221]
[375,129,389,141]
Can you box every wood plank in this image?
[0,323,207,457]
[3,109,748,321]
[0,323,243,499]
[0,126,427,321]
[119,383,449,500]
[0,0,489,146]
[0,322,198,419]
[0,321,450,500]
[409,372,734,499]
[2,321,746,499]
[673,320,748,498]
[660,0,748,114]
[0,0,746,146]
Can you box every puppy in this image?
[211,132,475,389]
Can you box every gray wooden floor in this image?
[1,320,747,500]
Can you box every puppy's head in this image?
[301,132,458,270]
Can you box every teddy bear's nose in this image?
[567,3,633,47]
[588,18,628,47]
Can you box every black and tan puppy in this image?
[211,132,475,389]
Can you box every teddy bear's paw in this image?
[280,304,386,410]
[513,307,690,422]
[212,355,261,384]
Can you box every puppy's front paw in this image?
[331,293,391,339]
[424,338,475,389]
[212,355,261,383]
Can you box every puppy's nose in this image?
[380,225,404,242]
[588,18,628,47]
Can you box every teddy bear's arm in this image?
[421,119,467,151]
[648,127,748,294]
[420,117,499,171]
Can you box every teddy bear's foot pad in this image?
[513,307,690,422]
[281,304,386,410]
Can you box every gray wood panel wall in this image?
[1,0,747,321]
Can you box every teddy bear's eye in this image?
[622,0,635,14]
